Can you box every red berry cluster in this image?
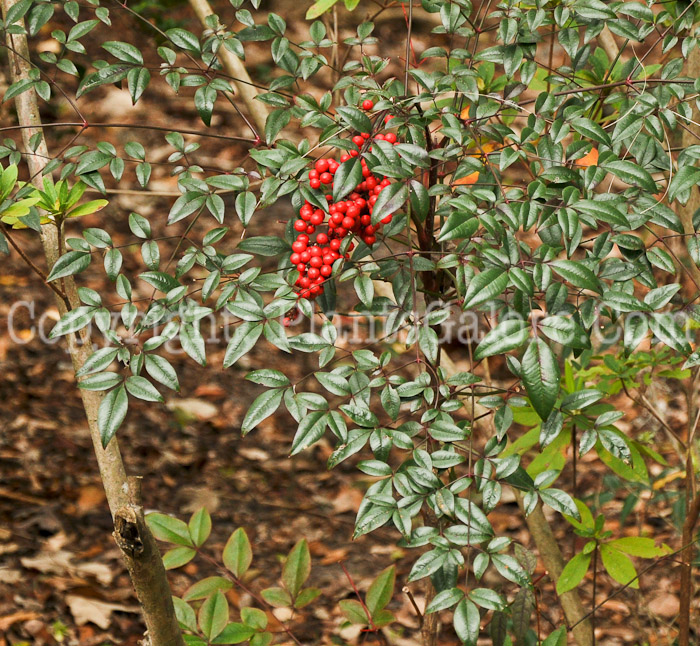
[285,99,401,322]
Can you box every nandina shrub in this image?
[2,0,700,644]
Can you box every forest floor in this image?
[0,1,697,645]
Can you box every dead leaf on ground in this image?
[65,595,138,629]
[0,611,40,631]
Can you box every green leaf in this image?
[601,159,657,192]
[282,539,311,598]
[338,599,370,624]
[103,40,143,64]
[572,118,611,146]
[198,591,228,641]
[168,191,206,224]
[76,347,119,377]
[223,321,263,367]
[235,192,257,226]
[539,315,591,349]
[183,576,233,601]
[336,105,372,134]
[212,622,255,644]
[265,108,291,144]
[370,181,408,225]
[291,411,327,455]
[180,323,206,366]
[521,339,560,420]
[146,512,194,547]
[163,546,197,570]
[223,528,252,578]
[463,268,509,309]
[649,313,691,354]
[127,67,150,104]
[468,588,505,611]
[354,274,373,309]
[425,587,464,614]
[474,319,529,359]
[241,389,284,434]
[600,544,638,588]
[542,627,567,646]
[365,565,395,616]
[173,596,197,631]
[454,598,480,644]
[556,550,592,594]
[540,488,579,518]
[241,607,267,630]
[608,537,671,558]
[98,385,128,447]
[47,251,91,281]
[49,306,95,338]
[668,166,700,201]
[166,27,201,53]
[144,354,180,391]
[188,508,212,547]
[261,587,292,607]
[125,375,163,402]
[550,260,602,293]
[333,157,363,202]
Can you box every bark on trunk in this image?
[1,4,185,644]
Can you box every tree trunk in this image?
[1,3,185,644]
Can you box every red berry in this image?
[381,215,392,224]
[291,253,301,264]
[342,216,354,229]
[335,227,347,238]
[283,316,292,327]
[320,172,333,184]
[384,133,397,144]
[306,225,315,234]
[330,239,341,250]
[363,235,376,245]
[340,153,350,162]
[352,135,364,147]
[336,201,347,213]
[297,234,309,244]
[296,262,306,272]
[308,169,319,180]
[309,246,321,256]
[310,178,321,189]
[308,267,320,279]
[331,213,344,225]
[315,159,329,173]
[349,150,359,157]
[375,133,385,141]
[300,251,311,262]
[317,233,328,244]
[328,160,339,173]
[362,99,374,110]
[360,215,371,225]
[292,241,306,253]
[384,115,394,124]
[310,213,323,226]
[347,205,360,218]
[321,264,332,277]
[310,257,323,269]
[365,225,376,235]
[299,277,311,288]
[294,219,307,231]
[361,132,370,139]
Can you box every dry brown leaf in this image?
[647,593,680,618]
[166,398,218,420]
[0,611,40,631]
[65,595,138,629]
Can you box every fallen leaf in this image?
[0,611,40,631]
[647,593,679,618]
[166,398,218,421]
[65,595,138,629]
